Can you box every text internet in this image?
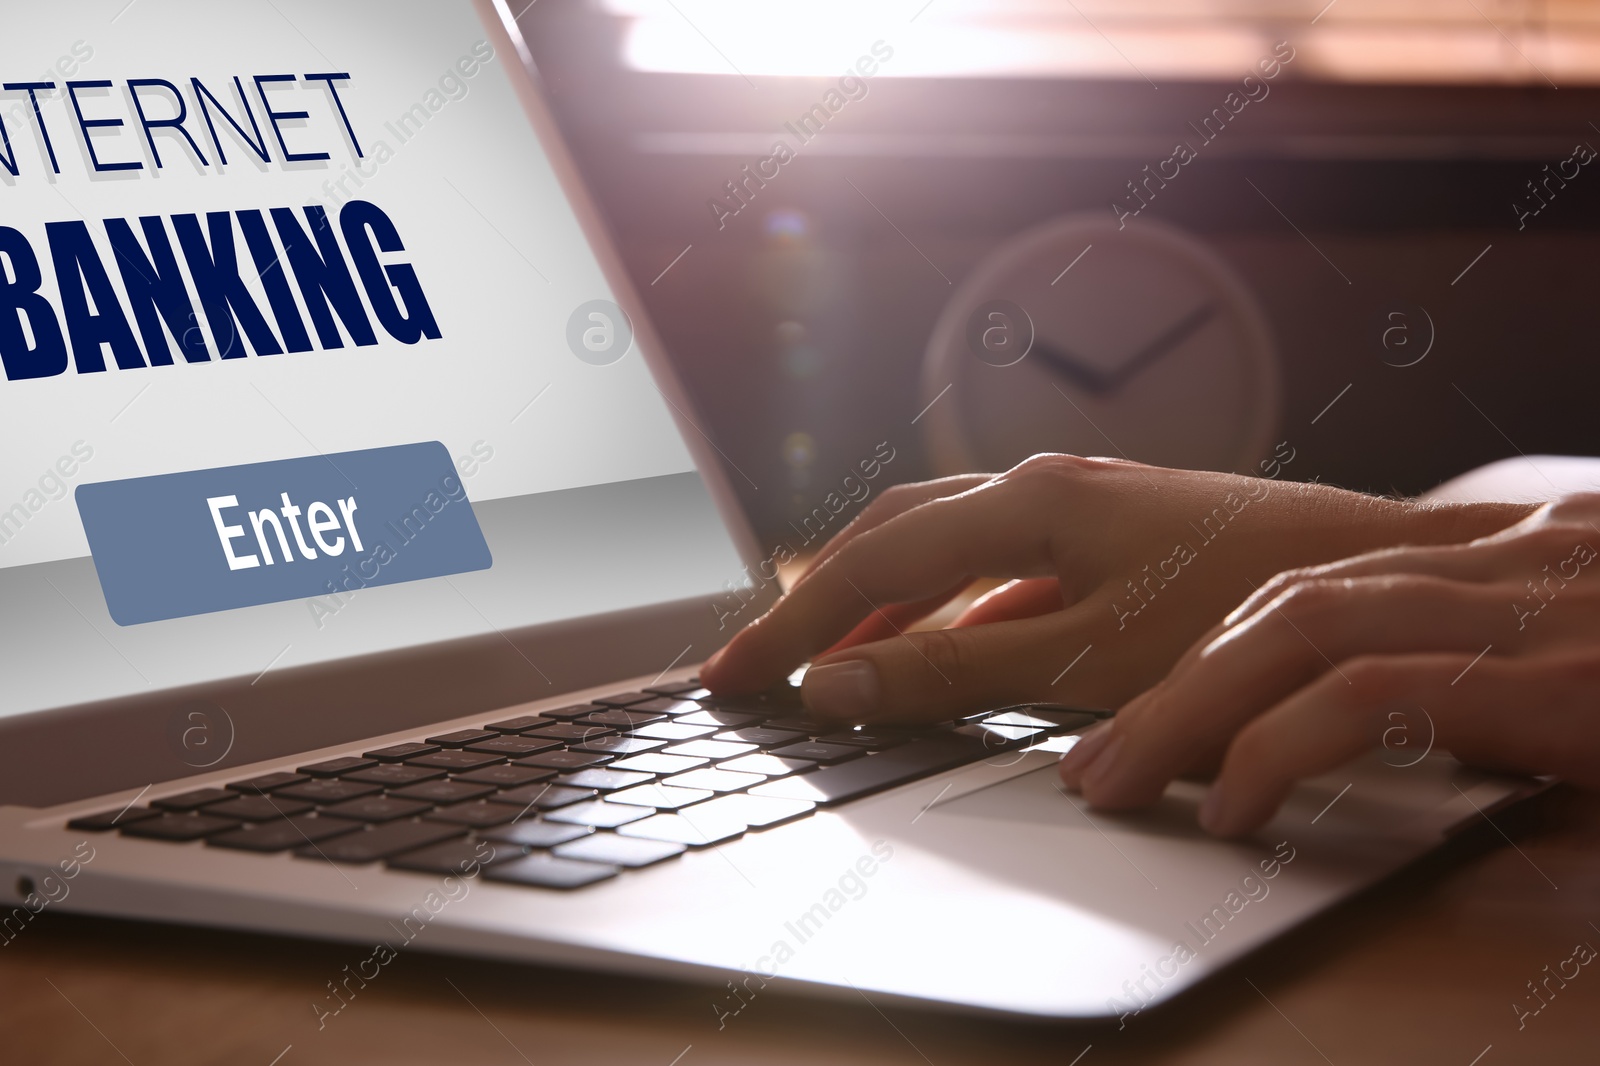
[0,69,453,383]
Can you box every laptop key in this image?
[390,780,497,805]
[514,750,612,771]
[554,834,685,868]
[690,793,816,829]
[203,795,316,822]
[816,729,914,750]
[760,717,832,734]
[386,839,523,875]
[343,764,445,787]
[484,853,618,890]
[952,722,1045,745]
[581,709,667,729]
[277,778,384,804]
[495,783,596,810]
[664,739,757,760]
[297,820,465,863]
[608,753,708,775]
[525,722,617,742]
[703,687,803,713]
[555,768,655,791]
[663,768,767,794]
[675,709,762,729]
[591,691,655,707]
[981,707,1102,730]
[122,813,241,841]
[628,721,716,742]
[481,820,594,849]
[571,736,666,757]
[751,737,984,807]
[365,742,441,761]
[642,681,706,697]
[484,715,560,734]
[626,697,703,716]
[298,757,378,777]
[454,764,554,788]
[68,807,163,832]
[407,750,503,772]
[226,772,309,794]
[427,729,500,747]
[544,800,654,828]
[616,813,745,847]
[718,754,814,777]
[606,783,713,809]
[424,801,525,828]
[464,736,563,757]
[152,788,234,811]
[768,741,864,765]
[208,814,362,852]
[537,702,608,720]
[714,728,808,749]
[322,796,436,823]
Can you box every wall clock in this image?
[920,215,1279,477]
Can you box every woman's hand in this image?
[702,453,1532,722]
[1060,493,1600,836]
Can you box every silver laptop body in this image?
[0,0,1534,1021]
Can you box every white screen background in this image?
[0,0,744,718]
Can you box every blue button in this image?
[75,441,492,625]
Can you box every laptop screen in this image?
[0,0,746,720]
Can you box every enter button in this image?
[75,441,491,625]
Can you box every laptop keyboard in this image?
[66,681,1101,890]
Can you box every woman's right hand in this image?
[703,454,1534,724]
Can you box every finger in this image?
[806,584,1165,722]
[1541,491,1600,527]
[951,578,1064,628]
[800,609,1079,723]
[815,581,972,659]
[792,475,992,586]
[775,479,996,661]
[821,577,1063,661]
[704,476,1061,694]
[1222,521,1600,629]
[1198,652,1553,836]
[1067,575,1516,808]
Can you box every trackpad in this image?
[935,764,1204,835]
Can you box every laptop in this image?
[0,0,1539,1022]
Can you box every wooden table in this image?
[4,786,1596,1065]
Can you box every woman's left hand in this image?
[1060,494,1600,836]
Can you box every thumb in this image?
[799,611,1071,724]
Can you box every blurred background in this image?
[518,0,1600,548]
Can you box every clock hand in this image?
[1026,304,1219,396]
[1103,302,1218,391]
[1026,339,1116,395]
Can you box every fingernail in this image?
[1198,782,1228,835]
[802,660,879,720]
[1079,733,1125,794]
[1058,724,1112,786]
